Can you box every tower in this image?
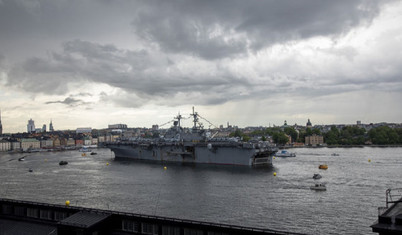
[0,110,3,135]
[49,119,54,132]
[27,119,35,133]
[306,119,312,128]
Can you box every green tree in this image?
[284,127,298,143]
[273,132,289,145]
[229,129,243,138]
[396,128,402,144]
[312,128,321,135]
[324,126,340,145]
[369,126,399,145]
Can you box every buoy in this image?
[273,157,276,159]
[273,172,277,176]
[164,166,167,170]
[368,159,371,162]
[106,163,109,166]
[65,200,70,206]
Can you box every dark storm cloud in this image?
[132,0,385,59]
[6,40,254,106]
[45,97,83,106]
[2,0,400,109]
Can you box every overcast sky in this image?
[1,0,401,133]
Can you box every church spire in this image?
[49,119,54,132]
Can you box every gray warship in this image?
[107,108,277,166]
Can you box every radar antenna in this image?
[191,107,200,129]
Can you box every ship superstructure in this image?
[106,108,276,166]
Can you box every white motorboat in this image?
[275,150,296,157]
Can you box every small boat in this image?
[319,164,328,170]
[59,161,68,166]
[313,173,322,180]
[331,153,339,156]
[28,168,33,172]
[79,147,92,152]
[310,183,326,191]
[275,150,296,157]
[90,152,97,155]
[18,157,25,161]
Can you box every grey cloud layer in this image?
[7,40,255,106]
[1,0,383,59]
[132,0,384,59]
[1,0,400,109]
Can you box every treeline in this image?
[324,126,402,145]
[230,126,402,146]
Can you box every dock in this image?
[371,188,402,234]
[0,198,305,235]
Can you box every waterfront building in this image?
[112,134,120,142]
[0,139,11,151]
[305,134,324,146]
[59,137,67,146]
[0,109,3,135]
[27,119,35,133]
[76,127,92,134]
[105,134,120,142]
[121,130,136,139]
[83,137,92,146]
[97,136,106,143]
[108,124,127,129]
[49,119,54,132]
[20,138,40,151]
[10,141,21,151]
[75,139,84,147]
[40,139,54,148]
[67,138,75,147]
[52,137,61,148]
[91,137,98,145]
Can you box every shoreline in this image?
[0,146,107,155]
[282,145,402,149]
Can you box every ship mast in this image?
[191,106,199,130]
[176,112,182,128]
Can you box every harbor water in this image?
[0,147,401,234]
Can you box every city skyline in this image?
[0,114,400,135]
[1,1,402,133]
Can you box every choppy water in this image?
[0,147,401,235]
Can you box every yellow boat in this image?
[319,164,328,170]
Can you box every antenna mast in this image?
[191,106,199,129]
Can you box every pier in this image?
[371,188,402,235]
[0,198,304,235]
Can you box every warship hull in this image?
[108,142,274,166]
